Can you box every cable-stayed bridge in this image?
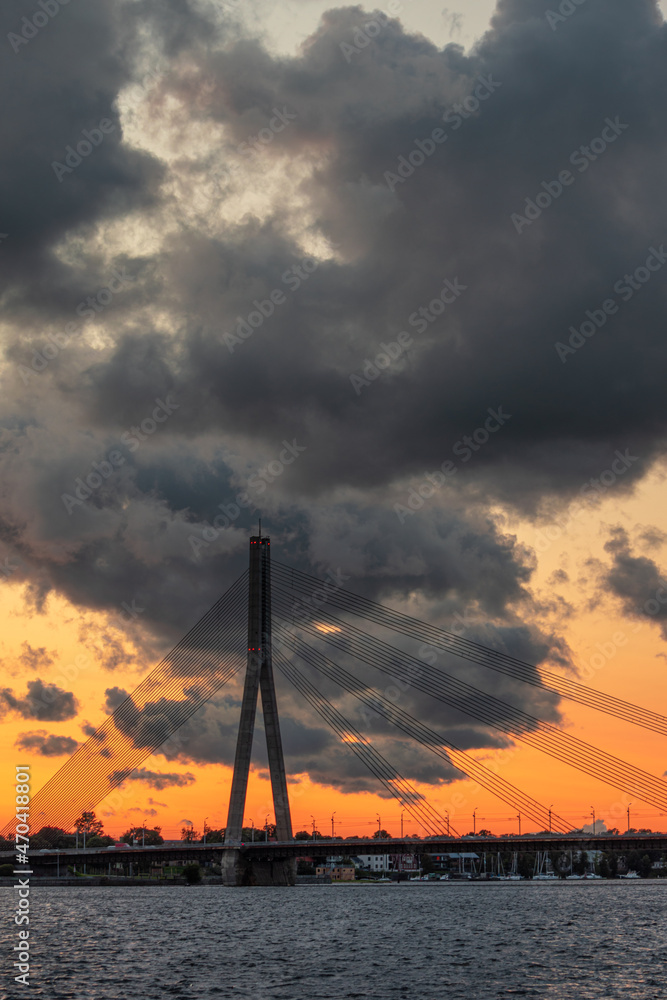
[4,534,667,885]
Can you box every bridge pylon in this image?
[222,533,294,885]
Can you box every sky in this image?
[1,0,667,842]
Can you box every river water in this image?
[1,882,665,999]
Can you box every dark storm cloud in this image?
[144,0,667,511]
[603,526,667,638]
[7,0,661,635]
[0,678,78,721]
[150,664,511,793]
[154,691,458,794]
[0,0,163,309]
[15,729,80,756]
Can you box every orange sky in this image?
[1,467,666,841]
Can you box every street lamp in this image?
[627,803,632,833]
[331,812,336,838]
[473,808,478,835]
[249,818,254,843]
[376,813,381,837]
[590,806,596,835]
[445,811,450,837]
[400,810,404,839]
[517,813,522,837]
[265,815,270,842]
[311,815,317,840]
[203,818,208,845]
[548,805,553,834]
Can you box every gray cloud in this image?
[104,687,130,713]
[18,643,55,671]
[14,730,80,756]
[603,526,667,638]
[112,767,196,790]
[0,679,78,721]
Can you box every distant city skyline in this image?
[1,0,666,846]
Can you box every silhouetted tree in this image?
[86,835,114,847]
[31,827,75,849]
[180,826,200,842]
[202,828,225,843]
[121,826,164,846]
[74,812,104,836]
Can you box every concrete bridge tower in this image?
[222,533,295,885]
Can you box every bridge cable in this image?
[3,571,250,842]
[273,562,667,737]
[273,647,458,837]
[272,588,667,812]
[22,579,249,835]
[273,623,571,833]
[271,585,667,812]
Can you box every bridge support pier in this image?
[221,850,296,887]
